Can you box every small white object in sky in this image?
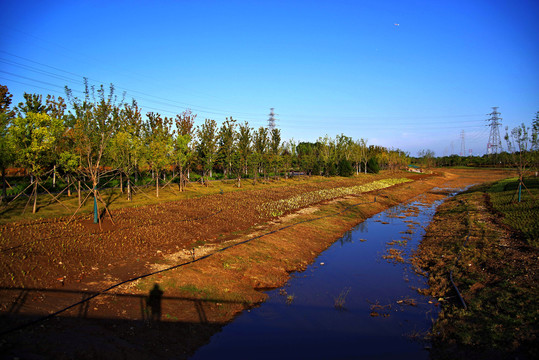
[394,23,400,26]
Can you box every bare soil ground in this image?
[0,169,514,359]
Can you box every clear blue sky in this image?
[1,0,538,156]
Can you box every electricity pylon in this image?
[486,107,502,154]
[268,108,277,130]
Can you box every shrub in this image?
[338,159,354,177]
[367,157,379,174]
[325,162,338,176]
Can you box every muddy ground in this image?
[0,169,514,359]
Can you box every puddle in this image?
[191,197,446,359]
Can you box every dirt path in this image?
[0,169,514,359]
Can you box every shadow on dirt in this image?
[0,284,249,359]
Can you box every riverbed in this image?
[191,195,445,359]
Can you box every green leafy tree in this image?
[144,112,174,197]
[0,85,15,202]
[336,134,353,162]
[318,135,337,176]
[66,80,122,223]
[505,123,534,202]
[269,127,282,177]
[359,138,369,174]
[531,111,539,174]
[417,149,436,169]
[45,94,69,188]
[14,93,47,115]
[387,148,409,172]
[367,156,380,174]
[217,117,236,177]
[253,126,269,181]
[282,139,295,178]
[296,142,317,175]
[350,140,361,175]
[174,109,196,191]
[56,112,83,202]
[338,158,354,176]
[196,118,218,183]
[109,100,144,200]
[10,112,64,213]
[236,121,252,177]
[57,148,80,198]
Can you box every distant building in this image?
[407,165,422,173]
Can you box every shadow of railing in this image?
[1,285,254,359]
[0,285,251,331]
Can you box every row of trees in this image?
[0,82,409,218]
[414,113,539,172]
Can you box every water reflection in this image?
[339,230,353,246]
[356,219,368,233]
[339,220,370,247]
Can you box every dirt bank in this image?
[412,180,538,359]
[0,169,513,359]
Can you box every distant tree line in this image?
[0,82,411,214]
[414,112,539,174]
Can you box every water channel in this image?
[191,195,447,359]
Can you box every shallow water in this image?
[191,196,444,360]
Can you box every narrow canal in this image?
[191,194,447,359]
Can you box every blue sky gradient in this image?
[1,0,538,156]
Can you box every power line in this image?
[0,50,263,118]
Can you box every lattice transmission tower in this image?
[486,107,502,154]
[267,108,277,130]
[460,130,466,156]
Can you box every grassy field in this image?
[484,176,539,246]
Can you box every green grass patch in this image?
[486,177,539,247]
[418,186,539,357]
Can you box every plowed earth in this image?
[0,169,514,359]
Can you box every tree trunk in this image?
[120,172,123,193]
[32,180,38,214]
[78,180,81,207]
[67,176,71,197]
[1,168,6,202]
[156,171,159,197]
[53,165,56,188]
[177,166,183,192]
[127,178,132,201]
[93,182,99,224]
